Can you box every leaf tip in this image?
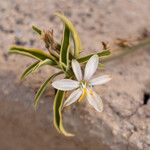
[33,102,38,111]
[20,75,24,81]
[32,25,42,35]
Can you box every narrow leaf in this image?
[55,12,81,58]
[32,25,42,35]
[34,71,63,110]
[9,45,55,61]
[60,25,70,71]
[77,50,111,63]
[21,61,40,80]
[53,90,74,136]
[33,59,57,72]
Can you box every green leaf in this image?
[33,59,57,72]
[34,71,63,110]
[60,25,70,71]
[9,45,56,62]
[77,50,111,63]
[21,59,59,81]
[53,90,74,136]
[20,61,40,80]
[32,25,42,35]
[55,12,81,58]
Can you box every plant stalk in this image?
[103,38,150,63]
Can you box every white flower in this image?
[52,55,111,112]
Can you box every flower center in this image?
[77,80,87,102]
[79,80,93,89]
[80,80,86,88]
[78,81,93,102]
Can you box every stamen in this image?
[78,88,86,102]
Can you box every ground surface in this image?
[0,0,150,150]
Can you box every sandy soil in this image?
[0,0,150,150]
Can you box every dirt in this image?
[0,0,150,150]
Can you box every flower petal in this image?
[86,89,103,112]
[63,89,82,107]
[90,75,111,86]
[52,79,79,91]
[72,59,83,81]
[84,55,99,80]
